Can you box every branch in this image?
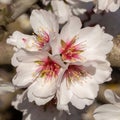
[0,0,38,26]
[10,0,38,20]
[108,35,120,67]
[0,40,14,65]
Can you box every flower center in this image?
[64,65,87,84]
[22,31,49,50]
[60,36,84,62]
[35,57,60,80]
[36,31,50,49]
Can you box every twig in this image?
[108,35,120,67]
[0,40,14,65]
[11,0,38,20]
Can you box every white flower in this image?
[12,49,66,105]
[64,0,87,15]
[43,0,88,24]
[7,9,59,67]
[76,0,120,13]
[8,9,113,113]
[51,0,72,24]
[7,9,59,52]
[51,17,113,63]
[94,89,120,120]
[50,16,113,112]
[94,0,120,12]
[77,0,120,12]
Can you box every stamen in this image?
[60,36,85,62]
[35,57,60,80]
[33,30,50,49]
[64,65,87,85]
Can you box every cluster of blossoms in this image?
[7,9,113,114]
[94,89,120,120]
[42,0,88,24]
[93,0,120,12]
[41,0,120,24]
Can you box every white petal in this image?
[57,78,72,107]
[57,103,70,114]
[50,34,61,55]
[7,31,35,49]
[79,25,113,61]
[108,1,120,12]
[60,16,82,42]
[94,0,120,12]
[13,62,38,87]
[72,8,87,15]
[52,16,82,58]
[104,89,120,104]
[70,76,99,99]
[27,78,57,105]
[27,61,66,106]
[57,64,99,110]
[97,0,109,11]
[51,0,72,24]
[57,73,97,111]
[92,61,112,84]
[12,49,48,66]
[30,9,59,36]
[94,104,120,120]
[71,95,94,110]
[27,61,65,106]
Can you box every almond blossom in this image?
[42,0,88,24]
[7,9,58,66]
[51,0,72,24]
[93,0,120,12]
[94,89,120,120]
[12,49,66,105]
[7,9,59,52]
[50,16,113,112]
[74,0,120,13]
[7,9,113,113]
[68,0,120,13]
